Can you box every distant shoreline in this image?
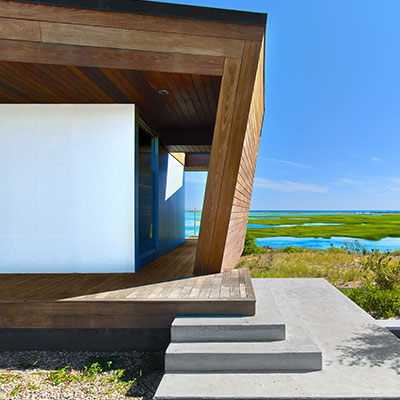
[185,210,400,213]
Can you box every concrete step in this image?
[165,340,322,373]
[172,317,285,342]
[172,287,286,343]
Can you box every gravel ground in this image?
[0,350,164,399]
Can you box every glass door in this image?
[137,125,158,259]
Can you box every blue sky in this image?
[180,0,400,210]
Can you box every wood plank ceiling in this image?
[0,60,221,150]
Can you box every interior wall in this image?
[0,104,135,273]
[158,147,185,256]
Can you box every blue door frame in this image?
[135,120,159,271]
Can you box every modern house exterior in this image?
[0,0,265,348]
[0,0,266,276]
[2,3,400,399]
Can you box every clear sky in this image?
[179,0,400,210]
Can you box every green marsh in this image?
[247,213,400,241]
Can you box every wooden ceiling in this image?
[0,60,221,148]
[185,153,210,171]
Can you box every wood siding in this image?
[221,43,264,270]
[194,41,265,274]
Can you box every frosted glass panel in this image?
[0,104,135,273]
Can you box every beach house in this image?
[0,0,265,344]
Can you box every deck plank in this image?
[0,240,256,328]
[230,268,240,299]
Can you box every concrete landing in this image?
[171,287,285,342]
[155,278,400,399]
[377,319,400,339]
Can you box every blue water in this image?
[185,212,201,237]
[255,236,400,252]
[247,222,343,228]
[184,210,400,251]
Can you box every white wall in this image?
[0,105,135,273]
[165,154,184,201]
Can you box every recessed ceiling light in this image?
[158,89,169,95]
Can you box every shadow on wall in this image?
[335,323,400,375]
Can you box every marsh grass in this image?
[238,246,400,318]
[247,213,400,241]
[238,248,365,287]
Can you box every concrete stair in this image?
[164,287,322,374]
[171,316,285,343]
[155,285,323,398]
[166,340,322,373]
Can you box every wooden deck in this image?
[0,240,255,329]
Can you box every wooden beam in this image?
[195,40,263,274]
[185,153,210,171]
[165,145,211,153]
[0,16,41,41]
[0,1,265,41]
[0,14,243,58]
[0,39,224,75]
[38,20,244,58]
[185,166,208,171]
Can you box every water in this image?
[255,236,400,252]
[185,212,201,237]
[247,222,343,228]
[184,210,400,251]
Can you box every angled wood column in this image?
[195,39,265,274]
[221,41,265,270]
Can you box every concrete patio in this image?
[155,278,400,399]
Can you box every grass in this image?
[341,285,400,319]
[238,247,365,287]
[237,241,400,318]
[45,357,140,391]
[247,212,400,241]
[0,355,148,399]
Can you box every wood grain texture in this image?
[0,1,265,41]
[184,153,210,171]
[166,145,211,153]
[195,40,264,274]
[39,20,244,58]
[221,39,264,270]
[0,14,244,59]
[0,16,41,41]
[0,39,224,75]
[0,60,220,137]
[194,57,242,274]
[0,241,255,328]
